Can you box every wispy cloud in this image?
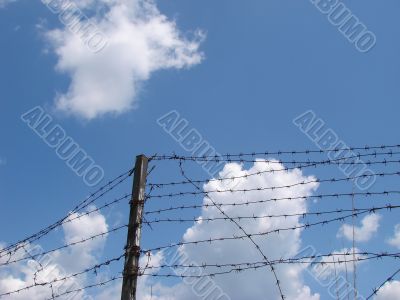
[387,224,400,249]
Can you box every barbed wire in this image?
[0,225,127,267]
[148,171,400,199]
[143,205,400,225]
[2,249,398,298]
[152,152,400,164]
[178,162,283,300]
[148,157,400,188]
[144,190,400,215]
[138,251,400,272]
[3,146,400,298]
[148,155,400,299]
[61,193,131,225]
[141,205,398,254]
[151,144,400,161]
[0,254,125,298]
[138,256,400,279]
[366,266,400,299]
[45,275,123,300]
[70,170,132,214]
[0,169,132,259]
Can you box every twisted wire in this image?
[144,191,400,215]
[143,205,400,225]
[366,267,400,299]
[139,251,400,272]
[151,144,400,161]
[44,276,123,300]
[148,171,400,199]
[138,254,400,279]
[0,169,132,259]
[0,225,127,267]
[0,254,125,298]
[149,155,400,188]
[141,205,399,253]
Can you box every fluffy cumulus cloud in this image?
[41,0,204,119]
[387,224,400,249]
[133,160,321,300]
[374,281,400,300]
[337,214,381,243]
[0,207,108,299]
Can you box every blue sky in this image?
[0,1,400,299]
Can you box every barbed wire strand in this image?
[44,275,123,300]
[144,191,400,216]
[138,254,400,279]
[148,171,400,199]
[143,204,400,225]
[151,144,400,161]
[0,225,127,267]
[366,267,400,300]
[138,251,400,271]
[0,254,125,297]
[61,193,131,225]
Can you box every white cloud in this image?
[374,281,400,300]
[43,0,204,119]
[337,214,381,243]
[133,160,320,300]
[0,207,108,299]
[387,224,400,249]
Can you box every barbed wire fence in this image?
[0,144,399,299]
